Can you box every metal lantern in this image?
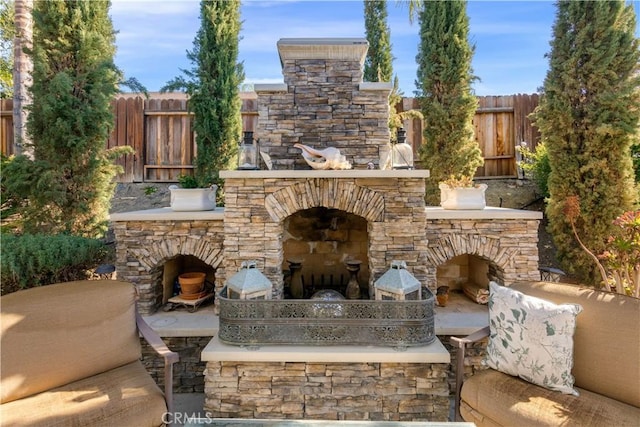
[374,260,421,301]
[237,131,259,170]
[226,260,272,300]
[392,128,414,170]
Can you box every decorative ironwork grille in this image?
[217,287,435,349]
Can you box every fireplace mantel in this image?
[219,169,430,179]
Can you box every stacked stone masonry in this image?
[203,361,450,421]
[113,220,225,315]
[113,210,540,314]
[141,337,210,393]
[221,177,429,300]
[256,61,390,170]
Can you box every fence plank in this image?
[1,99,14,156]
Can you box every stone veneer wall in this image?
[221,176,429,299]
[139,334,489,402]
[255,41,391,170]
[141,337,210,393]
[113,220,225,314]
[112,210,540,313]
[203,361,450,421]
[425,217,541,286]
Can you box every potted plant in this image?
[438,175,487,210]
[169,175,217,212]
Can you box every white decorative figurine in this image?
[293,143,352,170]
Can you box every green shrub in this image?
[0,233,108,294]
[517,142,551,198]
[0,155,27,232]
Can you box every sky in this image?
[110,0,640,97]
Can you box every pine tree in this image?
[533,0,640,284]
[163,0,244,188]
[415,0,482,204]
[3,0,128,237]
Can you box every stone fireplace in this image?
[110,38,543,421]
[111,38,541,316]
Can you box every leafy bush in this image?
[517,142,551,198]
[0,233,109,294]
[564,197,639,298]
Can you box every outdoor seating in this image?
[452,281,640,426]
[0,280,178,427]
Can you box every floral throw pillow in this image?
[484,282,583,396]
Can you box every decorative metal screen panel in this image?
[217,287,435,349]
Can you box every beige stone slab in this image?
[220,170,430,179]
[110,207,225,222]
[425,206,542,220]
[143,305,218,337]
[201,336,450,364]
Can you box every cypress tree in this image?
[0,0,15,98]
[363,0,404,142]
[163,0,244,187]
[364,0,393,83]
[533,0,640,284]
[415,0,482,204]
[4,0,127,237]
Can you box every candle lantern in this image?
[374,260,421,301]
[226,260,272,300]
[392,128,414,170]
[237,131,259,170]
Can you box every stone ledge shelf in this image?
[109,207,225,222]
[426,206,543,220]
[220,170,430,179]
[253,83,287,92]
[202,335,450,364]
[359,82,393,92]
[142,306,218,338]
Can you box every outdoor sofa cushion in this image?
[461,368,640,427]
[0,361,166,427]
[454,281,640,427]
[0,280,177,427]
[1,280,141,404]
[510,282,640,408]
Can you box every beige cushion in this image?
[0,361,167,427]
[461,369,640,427]
[511,282,640,408]
[1,280,142,403]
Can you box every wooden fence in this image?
[1,93,539,182]
[397,94,540,179]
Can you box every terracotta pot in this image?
[178,272,206,296]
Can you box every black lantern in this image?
[238,131,259,170]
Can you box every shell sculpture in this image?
[293,143,352,170]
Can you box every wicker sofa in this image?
[452,281,640,427]
[0,280,178,427]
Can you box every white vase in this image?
[439,183,487,210]
[169,185,218,211]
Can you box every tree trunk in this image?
[12,0,33,157]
